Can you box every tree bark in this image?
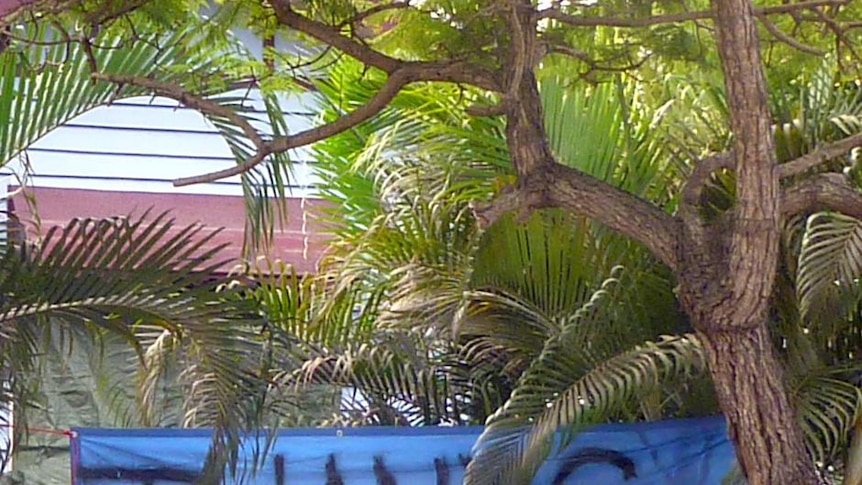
[503,0,819,481]
[699,1,818,482]
[697,314,816,484]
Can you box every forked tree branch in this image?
[472,163,681,271]
[759,15,824,55]
[120,0,501,185]
[272,0,399,73]
[682,152,733,206]
[779,131,862,178]
[781,173,862,219]
[94,60,485,187]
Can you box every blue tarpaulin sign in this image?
[70,416,737,484]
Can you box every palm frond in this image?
[466,332,706,485]
[283,338,458,426]
[794,371,861,464]
[796,212,862,329]
[845,412,862,485]
[0,212,268,478]
[0,24,194,167]
[468,251,705,483]
[771,65,862,166]
[0,18,298,260]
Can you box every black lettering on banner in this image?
[274,454,285,485]
[77,467,198,483]
[373,455,397,485]
[552,447,637,484]
[434,456,450,485]
[325,454,344,485]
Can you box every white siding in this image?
[4,90,321,197]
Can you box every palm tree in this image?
[273,58,862,484]
[275,59,698,431]
[0,12,296,478]
[0,211,277,478]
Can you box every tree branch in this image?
[272,0,400,73]
[271,0,501,92]
[715,0,783,330]
[779,131,862,178]
[540,0,849,28]
[173,67,417,186]
[90,72,265,148]
[781,173,862,219]
[470,184,546,227]
[759,15,824,55]
[540,6,713,27]
[471,0,679,271]
[809,6,862,69]
[336,1,411,30]
[472,163,681,272]
[96,54,491,186]
[682,152,733,206]
[503,0,529,103]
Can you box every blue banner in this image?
[71,416,736,484]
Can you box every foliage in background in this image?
[271,56,862,483]
[0,10,299,479]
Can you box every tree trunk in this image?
[497,0,822,482]
[698,320,816,484]
[706,0,820,482]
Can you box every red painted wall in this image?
[11,187,330,273]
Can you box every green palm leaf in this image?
[0,212,267,478]
[846,412,862,485]
[794,370,861,464]
[0,24,190,166]
[0,18,296,259]
[285,341,454,426]
[796,212,862,329]
[465,272,707,485]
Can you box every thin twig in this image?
[79,35,98,74]
[760,16,824,55]
[809,6,862,67]
[335,1,411,30]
